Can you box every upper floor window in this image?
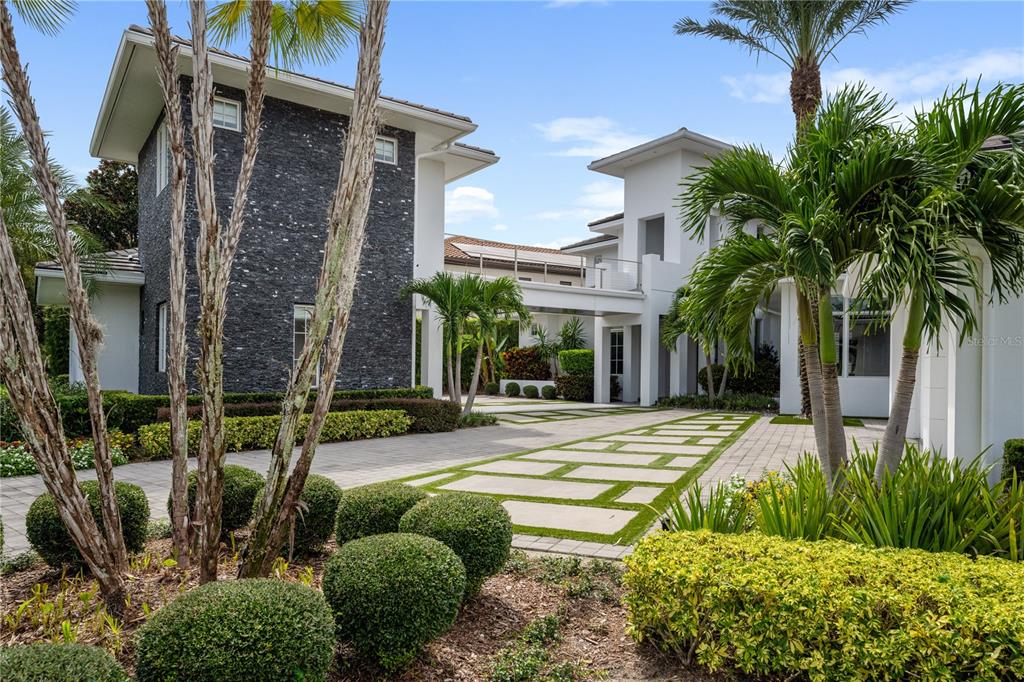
[157,302,168,373]
[374,136,397,164]
[213,97,241,131]
[156,124,169,194]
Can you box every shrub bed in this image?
[624,530,1024,681]
[1004,438,1024,481]
[554,374,592,402]
[135,578,334,682]
[26,481,149,567]
[0,643,128,682]
[322,533,466,671]
[137,409,411,460]
[501,347,550,380]
[1,437,129,478]
[400,492,512,596]
[658,392,778,412]
[334,481,427,544]
[169,464,264,536]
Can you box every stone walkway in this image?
[495,406,661,424]
[0,409,685,556]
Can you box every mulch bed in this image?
[1,536,737,681]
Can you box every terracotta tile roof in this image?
[36,248,142,274]
[587,212,624,227]
[444,235,583,277]
[127,25,473,124]
[445,235,565,259]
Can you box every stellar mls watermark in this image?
[965,335,1024,347]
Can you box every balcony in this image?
[462,247,642,293]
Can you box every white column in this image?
[593,317,611,404]
[419,304,444,398]
[778,281,801,415]
[639,307,660,407]
[669,334,689,396]
[622,325,640,403]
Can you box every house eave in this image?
[588,128,731,178]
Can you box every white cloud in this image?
[492,223,508,232]
[445,186,498,225]
[535,116,649,158]
[721,48,1024,115]
[530,179,623,224]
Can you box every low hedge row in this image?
[1,643,128,682]
[1004,438,1024,481]
[624,530,1024,681]
[554,374,593,402]
[136,410,412,460]
[657,392,778,412]
[0,386,432,439]
[558,349,593,376]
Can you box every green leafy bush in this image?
[399,492,512,596]
[274,474,342,556]
[541,385,556,400]
[696,345,780,397]
[0,643,129,682]
[557,349,593,376]
[523,384,539,399]
[554,374,592,402]
[41,306,71,376]
[501,347,550,380]
[1,438,128,478]
[1004,438,1024,481]
[169,464,264,536]
[624,530,1024,681]
[322,533,466,671]
[26,481,149,567]
[460,412,498,428]
[334,481,427,544]
[135,578,334,682]
[484,382,500,396]
[504,382,521,397]
[138,409,411,460]
[657,392,778,412]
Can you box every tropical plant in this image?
[662,285,729,400]
[556,316,586,351]
[64,161,138,251]
[404,272,475,404]
[661,481,746,534]
[529,324,560,376]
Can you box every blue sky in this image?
[11,1,1024,249]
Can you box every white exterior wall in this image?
[67,282,140,392]
[414,157,446,397]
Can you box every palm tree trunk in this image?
[798,338,812,417]
[239,0,387,578]
[0,0,127,574]
[454,321,464,405]
[790,58,822,134]
[797,289,831,480]
[704,351,716,399]
[717,361,729,400]
[817,286,848,473]
[876,291,924,482]
[463,343,484,415]
[445,335,457,403]
[146,0,191,569]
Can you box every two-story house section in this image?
[35,25,497,395]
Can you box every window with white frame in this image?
[156,124,169,194]
[212,97,241,131]
[831,295,890,377]
[157,302,168,372]
[293,305,321,388]
[374,136,397,164]
[610,329,624,375]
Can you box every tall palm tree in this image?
[404,271,476,404]
[863,83,1024,478]
[676,0,911,419]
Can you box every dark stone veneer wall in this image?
[137,78,414,394]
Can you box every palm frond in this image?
[9,0,75,35]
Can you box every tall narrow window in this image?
[156,124,169,194]
[374,136,397,164]
[157,302,168,372]
[293,305,321,388]
[610,329,624,375]
[831,295,890,377]
[212,97,241,131]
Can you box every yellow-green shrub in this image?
[137,410,411,460]
[624,530,1024,681]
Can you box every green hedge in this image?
[41,306,71,376]
[624,530,1024,681]
[1004,438,1024,481]
[137,409,411,460]
[323,533,466,671]
[0,643,128,682]
[554,374,592,402]
[658,392,778,412]
[523,384,539,399]
[270,473,342,556]
[135,579,335,682]
[26,481,149,567]
[558,349,593,376]
[335,482,427,544]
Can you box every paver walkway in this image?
[495,406,661,424]
[0,409,687,556]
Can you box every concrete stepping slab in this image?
[567,465,684,484]
[616,486,664,504]
[498,415,543,423]
[521,450,660,466]
[565,441,613,451]
[697,438,725,445]
[615,443,714,455]
[667,456,706,468]
[651,430,725,438]
[468,460,565,476]
[503,500,638,535]
[409,473,456,486]
[599,435,689,445]
[440,474,612,500]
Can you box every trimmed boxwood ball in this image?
[167,464,263,535]
[399,492,512,596]
[255,473,342,556]
[0,643,129,682]
[523,384,539,399]
[322,533,466,671]
[541,385,557,400]
[26,481,149,567]
[504,382,521,397]
[484,382,500,396]
[134,578,334,682]
[334,481,427,544]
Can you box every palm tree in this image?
[663,285,731,401]
[863,83,1024,478]
[676,0,911,419]
[404,271,476,404]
